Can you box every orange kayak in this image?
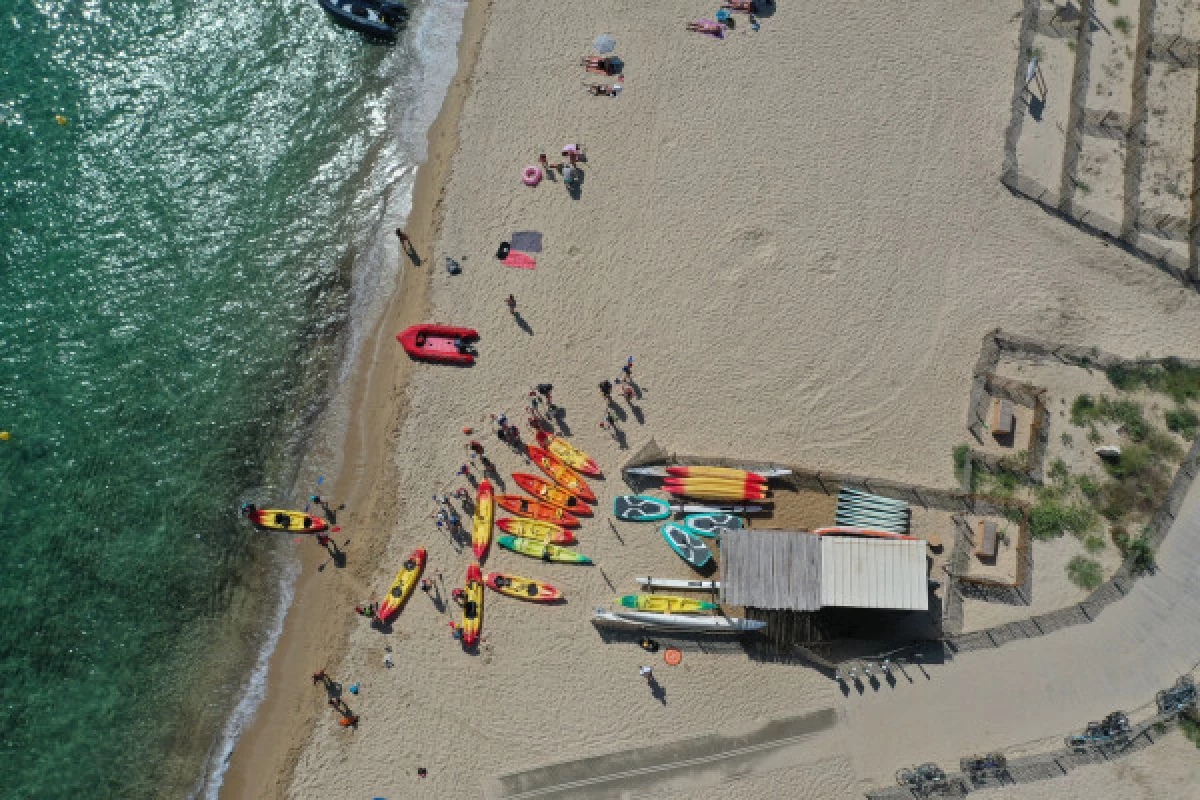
[526,445,596,503]
[472,480,494,561]
[534,430,601,477]
[496,517,577,544]
[512,473,592,515]
[495,495,581,527]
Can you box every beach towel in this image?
[503,252,537,269]
[510,231,543,253]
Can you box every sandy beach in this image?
[224,1,1200,798]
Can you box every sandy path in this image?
[282,1,1200,798]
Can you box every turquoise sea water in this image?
[0,1,464,796]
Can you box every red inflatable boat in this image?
[396,324,479,365]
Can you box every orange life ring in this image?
[664,648,682,666]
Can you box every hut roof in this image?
[719,530,928,612]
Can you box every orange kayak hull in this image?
[495,495,582,527]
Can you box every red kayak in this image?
[396,324,479,365]
[511,473,592,515]
[495,495,582,527]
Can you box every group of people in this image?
[582,56,624,97]
[312,669,358,728]
[687,0,765,37]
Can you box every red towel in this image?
[503,252,537,269]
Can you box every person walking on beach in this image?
[639,665,654,681]
[506,294,517,313]
[622,357,634,381]
[599,379,613,402]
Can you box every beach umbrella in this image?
[593,34,616,54]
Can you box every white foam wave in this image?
[196,2,469,795]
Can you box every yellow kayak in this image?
[618,594,718,613]
[377,547,426,623]
[241,505,330,533]
[535,430,601,476]
[472,480,494,561]
[495,518,577,545]
[462,563,483,647]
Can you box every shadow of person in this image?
[555,410,572,437]
[1026,93,1045,121]
[608,402,628,422]
[648,678,667,705]
[404,243,422,267]
[565,168,585,201]
[514,313,533,335]
[630,404,645,425]
[332,549,347,569]
[838,680,851,697]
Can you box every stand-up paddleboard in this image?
[636,576,721,592]
[496,518,576,544]
[591,608,765,633]
[838,487,910,510]
[472,480,494,561]
[613,495,762,522]
[497,535,592,564]
[376,547,426,623]
[814,526,916,540]
[461,563,483,647]
[496,495,582,527]
[512,473,592,514]
[625,465,791,480]
[618,594,717,613]
[661,523,712,569]
[526,445,596,502]
[534,430,601,476]
[836,499,910,517]
[682,514,744,538]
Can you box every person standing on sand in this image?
[639,665,654,681]
[506,294,517,313]
[622,357,634,380]
[599,379,613,401]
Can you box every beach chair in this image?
[975,520,998,559]
[990,398,1015,437]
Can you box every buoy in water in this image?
[55,115,67,126]
[0,431,9,440]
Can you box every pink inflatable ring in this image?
[522,165,543,187]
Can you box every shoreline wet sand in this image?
[236,1,1200,798]
[217,2,492,796]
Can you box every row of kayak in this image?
[471,432,603,563]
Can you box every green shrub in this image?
[1067,556,1104,590]
[953,444,971,480]
[1129,535,1156,575]
[1049,458,1070,485]
[1077,475,1099,499]
[1114,16,1131,35]
[1165,406,1199,439]
[1071,394,1097,426]
[1181,712,1200,748]
[1110,525,1130,554]
[1071,395,1149,440]
[1029,493,1097,540]
[1104,444,1153,479]
[1106,359,1200,404]
[1084,534,1106,553]
[1061,432,1074,446]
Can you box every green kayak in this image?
[497,535,592,564]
